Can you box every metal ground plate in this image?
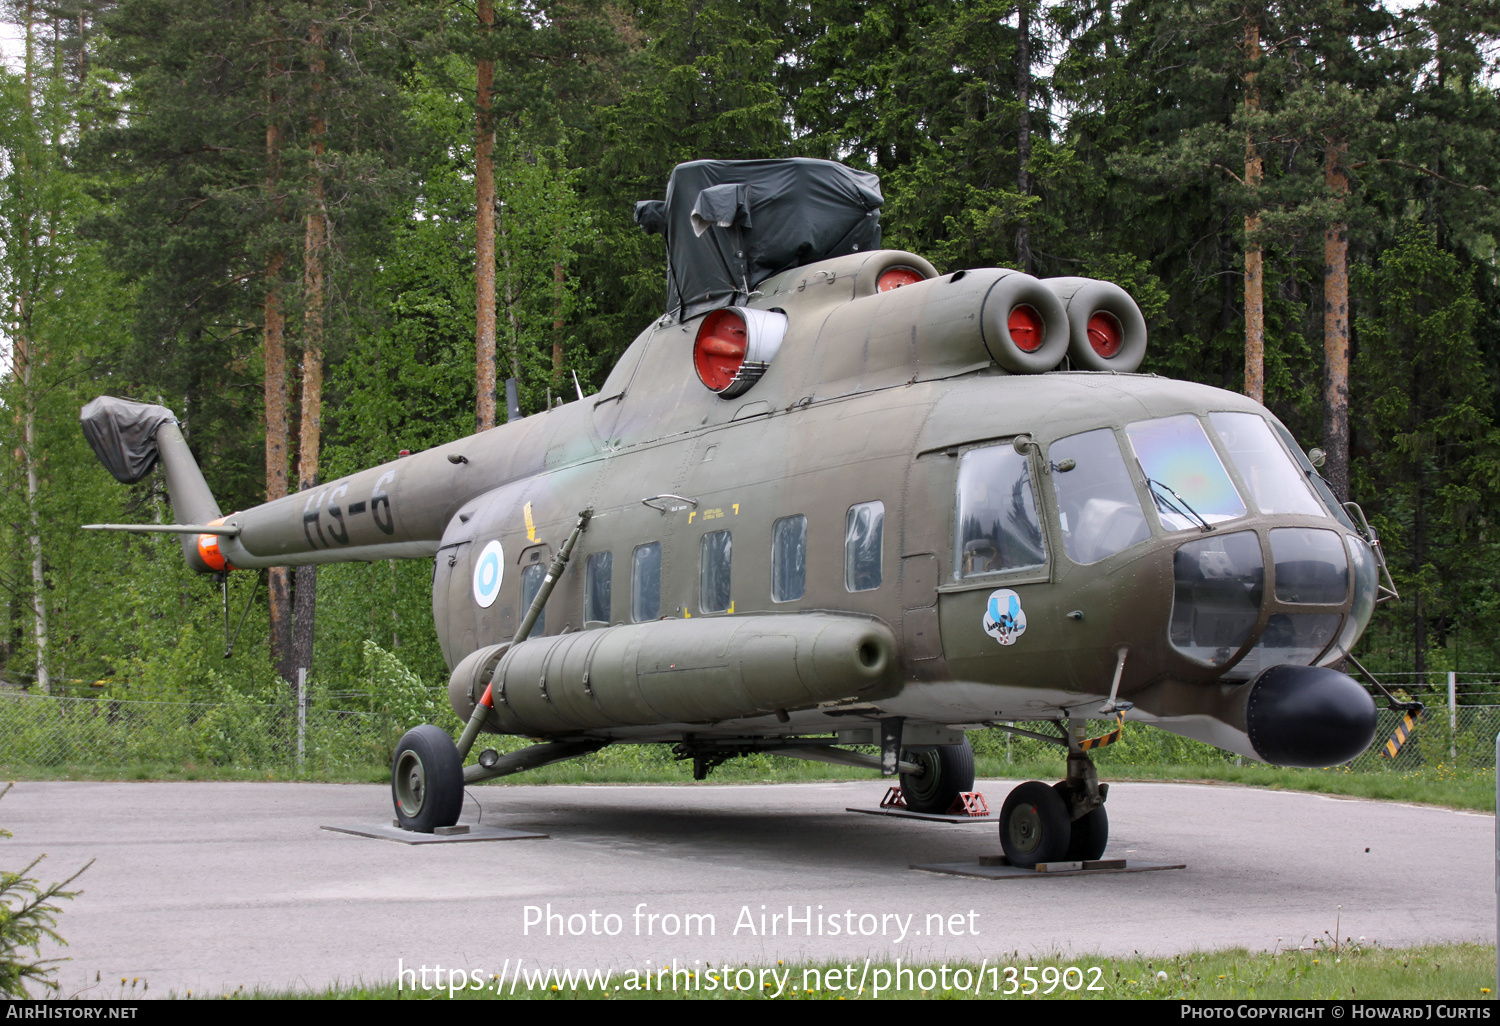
[321,822,548,845]
[911,858,1185,879]
[845,806,998,825]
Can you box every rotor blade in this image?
[82,523,242,537]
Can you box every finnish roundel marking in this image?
[472,539,505,608]
[983,588,1027,646]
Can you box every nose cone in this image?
[1244,664,1377,767]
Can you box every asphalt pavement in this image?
[5,777,1492,997]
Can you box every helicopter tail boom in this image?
[81,396,226,572]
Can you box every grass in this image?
[2,752,1492,812]
[164,943,1497,1000]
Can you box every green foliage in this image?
[361,640,450,733]
[1353,228,1500,668]
[2,0,1500,712]
[0,784,90,997]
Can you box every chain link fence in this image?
[2,685,1498,776]
[0,692,415,772]
[969,704,1500,774]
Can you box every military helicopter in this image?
[81,157,1394,868]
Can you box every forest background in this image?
[2,0,1499,715]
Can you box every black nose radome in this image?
[1245,664,1377,767]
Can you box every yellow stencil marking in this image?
[732,504,740,515]
[688,511,696,524]
[524,502,536,542]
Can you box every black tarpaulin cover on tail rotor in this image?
[80,395,176,484]
[635,158,883,321]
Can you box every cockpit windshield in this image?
[1125,415,1246,531]
[1208,412,1326,517]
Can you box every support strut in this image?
[455,508,592,762]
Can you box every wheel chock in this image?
[947,791,990,817]
[880,786,907,809]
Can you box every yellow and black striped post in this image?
[1382,709,1421,759]
[1078,714,1126,752]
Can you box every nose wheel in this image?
[997,745,1111,867]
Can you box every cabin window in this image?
[700,531,733,612]
[955,446,1046,578]
[1208,412,1326,517]
[771,515,807,602]
[584,551,612,623]
[845,501,884,591]
[1125,415,1246,530]
[520,561,547,636]
[1049,429,1150,565]
[632,542,661,622]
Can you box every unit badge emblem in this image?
[983,588,1027,646]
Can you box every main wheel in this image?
[999,780,1071,868]
[1054,782,1109,861]
[391,724,464,833]
[898,738,976,814]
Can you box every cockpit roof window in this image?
[1125,415,1246,531]
[1208,412,1326,518]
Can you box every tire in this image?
[999,780,1071,868]
[391,724,464,833]
[1053,781,1109,861]
[898,738,976,814]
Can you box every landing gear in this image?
[998,781,1071,866]
[391,724,464,833]
[996,728,1110,867]
[898,738,976,813]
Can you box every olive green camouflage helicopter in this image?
[80,158,1396,868]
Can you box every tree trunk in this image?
[1015,0,1033,274]
[294,15,327,679]
[1322,138,1351,502]
[263,50,293,686]
[500,197,521,381]
[1413,365,1426,677]
[1242,16,1264,404]
[551,259,565,382]
[474,0,497,432]
[18,1,48,694]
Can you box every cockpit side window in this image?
[1049,428,1151,564]
[954,445,1047,578]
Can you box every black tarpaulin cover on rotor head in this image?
[634,158,883,321]
[80,395,177,484]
